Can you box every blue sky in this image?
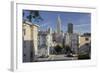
[23,10,91,34]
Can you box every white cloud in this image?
[74,23,91,33]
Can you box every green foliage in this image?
[27,10,43,22]
[54,45,63,54]
[64,45,72,54]
[78,54,90,59]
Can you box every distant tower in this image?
[48,27,52,34]
[57,15,61,34]
[68,23,73,34]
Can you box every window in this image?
[85,43,89,46]
[85,37,89,41]
[23,28,26,35]
[23,41,26,48]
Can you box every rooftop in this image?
[23,20,40,27]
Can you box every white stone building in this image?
[23,21,39,62]
[64,32,71,46]
[78,33,91,55]
[64,32,79,56]
[38,28,53,56]
[70,33,79,56]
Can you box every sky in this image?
[23,10,91,34]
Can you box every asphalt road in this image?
[37,54,78,61]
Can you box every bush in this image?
[78,54,90,59]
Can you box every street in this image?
[37,54,78,62]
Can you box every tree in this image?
[65,45,72,54]
[54,45,63,54]
[23,10,43,23]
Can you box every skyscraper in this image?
[57,15,61,34]
[68,23,73,34]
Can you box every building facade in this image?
[23,21,39,62]
[56,15,61,34]
[79,34,91,55]
[68,23,73,34]
[38,28,53,57]
[70,33,79,56]
[64,32,71,46]
[64,32,79,56]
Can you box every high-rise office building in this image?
[57,15,61,34]
[68,23,73,34]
